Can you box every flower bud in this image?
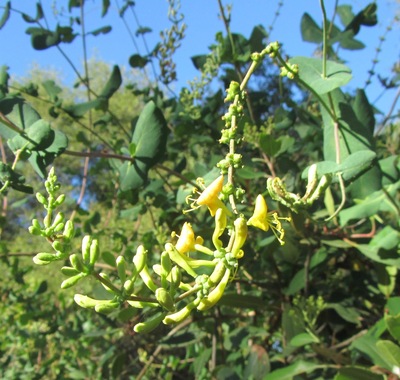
[208,260,227,286]
[61,273,85,289]
[54,194,66,207]
[231,216,247,259]
[94,301,120,314]
[63,220,75,240]
[163,298,201,325]
[33,252,55,265]
[155,288,175,312]
[133,245,147,273]
[212,208,227,249]
[70,254,85,272]
[197,268,231,311]
[134,312,166,334]
[116,255,127,283]
[36,192,47,205]
[61,266,80,276]
[89,239,100,265]
[81,235,92,263]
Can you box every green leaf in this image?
[376,340,400,368]
[22,3,44,23]
[26,25,76,50]
[0,65,9,98]
[290,332,319,347]
[376,264,397,298]
[334,366,386,380]
[326,303,361,324]
[0,163,33,193]
[8,119,54,152]
[243,344,270,379]
[99,65,122,100]
[386,313,400,342]
[88,25,112,36]
[337,5,355,27]
[265,361,324,380]
[64,98,104,117]
[193,348,212,379]
[259,133,281,157]
[351,334,393,370]
[118,101,168,191]
[220,33,251,63]
[42,80,62,101]
[379,155,400,185]
[289,57,352,95]
[0,96,41,138]
[301,13,322,43]
[321,89,374,163]
[0,1,10,29]
[339,182,400,225]
[129,54,149,68]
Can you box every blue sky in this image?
[1,0,399,117]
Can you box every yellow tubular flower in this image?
[196,175,231,217]
[247,194,291,245]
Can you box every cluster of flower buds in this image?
[29,168,75,264]
[267,164,332,212]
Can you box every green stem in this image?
[320,0,328,79]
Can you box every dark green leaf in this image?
[0,1,10,29]
[135,26,151,36]
[301,13,322,43]
[334,366,386,380]
[88,25,112,36]
[290,57,352,95]
[249,25,268,52]
[191,55,208,71]
[129,54,149,68]
[99,65,122,100]
[220,33,251,63]
[345,3,378,35]
[194,348,212,379]
[0,65,9,98]
[118,101,168,191]
[102,0,110,17]
[0,163,33,193]
[219,293,266,309]
[326,303,361,324]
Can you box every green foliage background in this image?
[0,0,399,379]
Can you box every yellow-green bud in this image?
[231,216,247,259]
[89,239,100,265]
[212,208,227,250]
[33,252,55,265]
[61,273,85,289]
[61,266,80,276]
[133,245,147,273]
[208,260,227,286]
[163,298,201,325]
[198,268,231,311]
[116,256,127,283]
[94,301,120,314]
[63,220,75,240]
[155,288,175,312]
[70,254,85,272]
[134,312,166,334]
[81,235,92,263]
